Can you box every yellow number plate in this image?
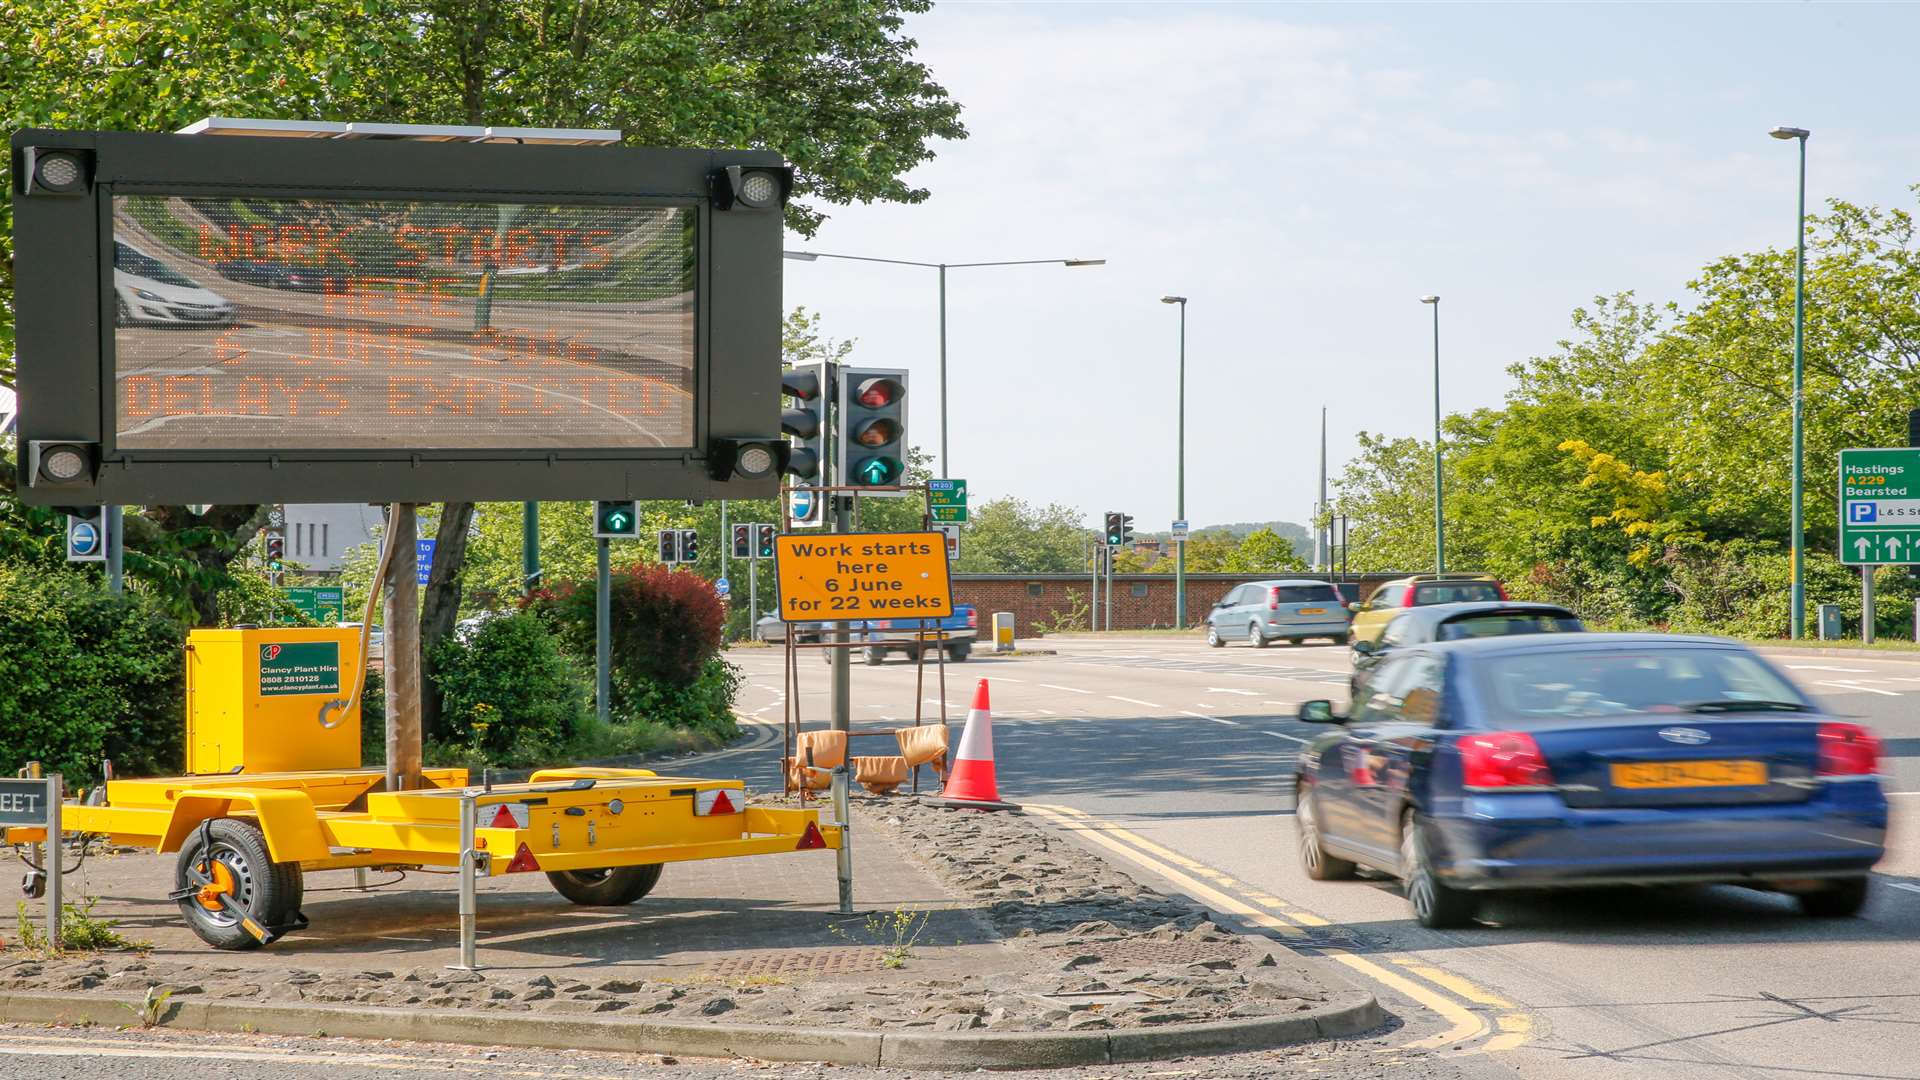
[1611,760,1766,789]
[1297,607,1327,615]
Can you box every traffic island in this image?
[0,797,1377,1067]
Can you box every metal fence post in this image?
[449,793,479,971]
[45,775,61,951]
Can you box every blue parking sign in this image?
[1850,503,1878,523]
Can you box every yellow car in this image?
[1347,574,1507,645]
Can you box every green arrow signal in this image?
[855,457,899,485]
[608,512,630,530]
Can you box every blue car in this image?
[1293,634,1888,928]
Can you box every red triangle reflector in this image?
[795,821,826,850]
[709,789,736,815]
[490,805,521,830]
[504,842,540,873]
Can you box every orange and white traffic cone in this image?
[936,678,1017,811]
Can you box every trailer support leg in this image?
[831,764,853,915]
[449,793,480,971]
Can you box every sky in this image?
[782,1,1920,533]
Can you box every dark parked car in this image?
[1350,601,1583,696]
[1293,634,1887,929]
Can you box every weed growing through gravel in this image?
[124,985,173,1028]
[833,906,931,968]
[14,896,149,953]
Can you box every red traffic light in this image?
[856,378,902,408]
[852,418,900,448]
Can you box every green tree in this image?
[951,498,1091,573]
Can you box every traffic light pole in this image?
[1104,546,1114,631]
[1088,539,1099,632]
[106,506,123,595]
[596,537,611,725]
[522,502,540,595]
[829,492,854,916]
[749,554,759,629]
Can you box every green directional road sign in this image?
[285,586,345,624]
[928,478,968,523]
[1838,447,1920,565]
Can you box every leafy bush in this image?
[0,567,184,779]
[428,612,587,762]
[617,656,741,740]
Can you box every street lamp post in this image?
[1420,295,1444,575]
[1162,296,1189,629]
[784,251,1105,478]
[1771,125,1811,639]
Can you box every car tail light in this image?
[1459,732,1554,790]
[1269,587,1281,610]
[1399,587,1416,607]
[1816,722,1880,777]
[1494,581,1510,600]
[967,609,977,628]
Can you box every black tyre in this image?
[865,647,886,666]
[1207,625,1224,648]
[173,818,304,950]
[1797,877,1870,917]
[1297,790,1357,881]
[546,864,664,906]
[1400,814,1477,929]
[1249,623,1269,648]
[948,642,971,662]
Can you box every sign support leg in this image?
[1863,566,1876,644]
[750,556,759,632]
[384,504,422,792]
[830,495,854,914]
[106,508,123,596]
[45,775,61,951]
[596,538,611,725]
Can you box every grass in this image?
[1041,628,1205,637]
[15,897,150,954]
[1738,636,1920,653]
[831,906,932,969]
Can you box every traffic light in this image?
[594,500,639,539]
[838,366,908,494]
[265,532,286,569]
[781,362,827,481]
[756,524,776,560]
[1104,512,1124,547]
[657,529,679,564]
[678,528,699,564]
[64,507,106,563]
[731,524,752,560]
[1121,514,1135,546]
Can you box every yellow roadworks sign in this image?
[775,532,953,621]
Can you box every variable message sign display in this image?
[12,129,787,505]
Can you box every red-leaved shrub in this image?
[530,563,725,687]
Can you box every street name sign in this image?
[928,478,968,523]
[0,779,53,828]
[1839,448,1920,565]
[774,532,953,621]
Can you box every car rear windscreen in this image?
[1413,582,1502,605]
[1437,613,1584,641]
[1273,585,1340,604]
[1475,649,1804,720]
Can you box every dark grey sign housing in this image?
[11,129,788,504]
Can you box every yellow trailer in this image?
[9,627,840,954]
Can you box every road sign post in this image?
[0,775,61,948]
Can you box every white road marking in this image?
[1182,710,1239,726]
[1263,700,1296,707]
[1037,708,1058,715]
[1109,695,1163,708]
[1816,680,1902,697]
[1889,882,1920,896]
[1206,687,1260,696]
[1264,730,1312,744]
[1786,664,1874,673]
[1039,683,1094,695]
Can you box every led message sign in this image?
[113,196,695,452]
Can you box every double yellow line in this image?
[1023,803,1533,1054]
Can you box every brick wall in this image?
[953,573,1407,636]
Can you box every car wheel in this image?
[1796,877,1870,917]
[864,648,886,666]
[1249,622,1269,648]
[1207,625,1223,648]
[948,643,970,662]
[1297,790,1357,881]
[1400,813,1476,929]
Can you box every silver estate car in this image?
[1206,579,1353,647]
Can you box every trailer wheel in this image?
[173,818,303,950]
[546,864,664,906]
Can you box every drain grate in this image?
[1048,939,1248,968]
[699,948,889,980]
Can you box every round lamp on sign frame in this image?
[735,444,776,479]
[34,153,85,192]
[37,444,90,484]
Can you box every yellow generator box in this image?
[186,627,364,775]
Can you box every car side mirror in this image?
[1351,638,1374,656]
[1346,601,1362,613]
[1298,699,1340,724]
